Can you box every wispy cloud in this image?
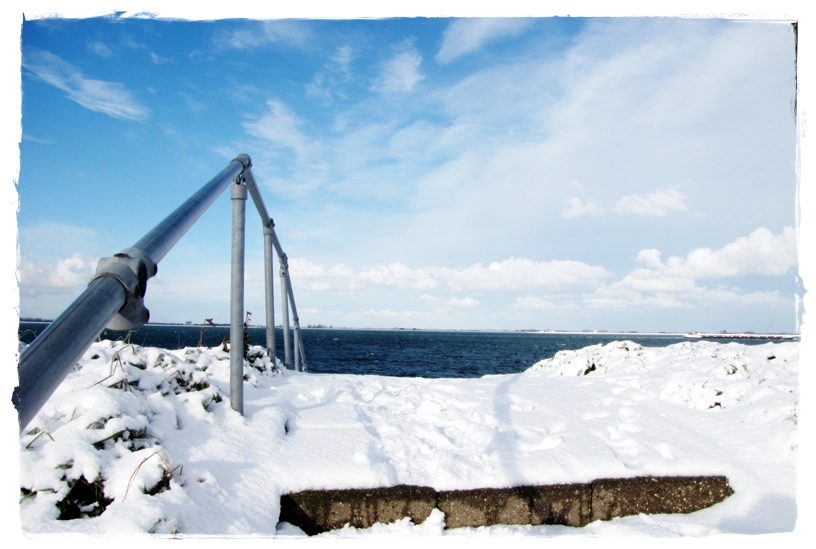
[149,52,172,64]
[215,21,309,50]
[330,45,353,77]
[614,189,687,216]
[243,99,313,160]
[561,197,603,218]
[371,45,424,93]
[306,46,354,101]
[305,74,331,100]
[436,18,533,64]
[87,41,112,57]
[22,133,51,144]
[22,49,150,121]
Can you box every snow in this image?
[17,339,798,537]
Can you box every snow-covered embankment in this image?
[18,339,798,536]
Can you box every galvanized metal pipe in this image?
[294,322,301,372]
[134,156,249,264]
[280,260,292,369]
[299,335,307,371]
[256,216,308,372]
[15,155,251,433]
[263,226,277,366]
[286,281,308,372]
[244,168,278,364]
[229,181,247,415]
[14,278,127,432]
[243,167,272,228]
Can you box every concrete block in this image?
[278,476,733,534]
[279,485,436,535]
[591,475,734,521]
[437,484,591,528]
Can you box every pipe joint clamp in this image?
[90,248,157,331]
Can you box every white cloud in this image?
[358,263,438,290]
[436,257,611,293]
[636,226,797,279]
[617,269,697,293]
[614,189,688,216]
[584,283,787,311]
[582,227,797,311]
[371,48,424,93]
[436,18,532,64]
[446,296,479,307]
[561,197,603,218]
[22,50,150,121]
[289,257,354,279]
[19,253,98,296]
[285,256,610,295]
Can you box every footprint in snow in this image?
[653,442,677,460]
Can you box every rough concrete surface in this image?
[279,485,437,535]
[590,476,734,521]
[279,476,733,535]
[438,485,591,528]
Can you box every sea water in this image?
[17,322,775,378]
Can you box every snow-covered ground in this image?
[17,339,798,537]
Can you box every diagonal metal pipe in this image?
[14,156,250,432]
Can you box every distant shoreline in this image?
[18,319,799,339]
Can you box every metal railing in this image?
[14,154,307,432]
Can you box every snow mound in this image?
[19,340,282,534]
[528,340,797,410]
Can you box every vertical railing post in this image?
[280,255,292,369]
[293,317,301,371]
[229,179,247,414]
[263,222,276,366]
[282,270,307,372]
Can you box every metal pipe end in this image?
[232,154,252,170]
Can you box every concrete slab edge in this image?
[279,475,733,535]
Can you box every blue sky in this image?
[16,14,800,332]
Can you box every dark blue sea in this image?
[17,322,782,378]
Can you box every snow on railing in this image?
[14,154,307,432]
